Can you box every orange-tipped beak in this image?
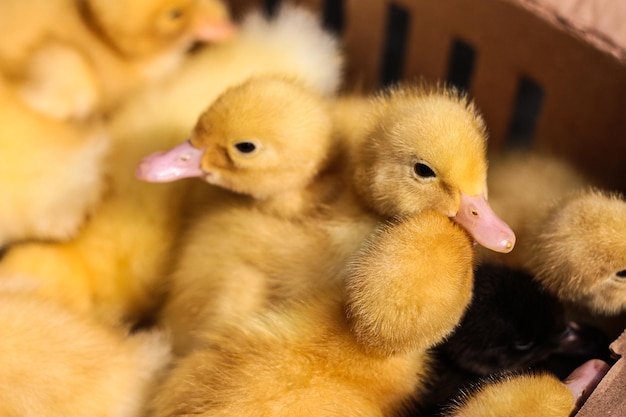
[452,193,516,253]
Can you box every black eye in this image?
[414,162,436,178]
[513,340,535,351]
[234,142,257,154]
[168,8,183,19]
[616,270,626,279]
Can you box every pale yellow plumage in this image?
[0,287,170,417]
[0,5,344,327]
[0,0,236,119]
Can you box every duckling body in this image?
[150,211,475,417]
[140,76,358,354]
[0,76,108,247]
[0,284,170,417]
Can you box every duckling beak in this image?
[564,359,609,409]
[452,193,516,253]
[136,140,205,182]
[194,20,238,42]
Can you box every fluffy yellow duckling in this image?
[137,75,342,216]
[527,190,626,316]
[337,83,516,254]
[0,76,108,247]
[139,76,359,354]
[150,211,474,417]
[0,281,170,417]
[0,0,236,119]
[0,4,343,327]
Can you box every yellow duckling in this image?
[527,189,626,316]
[0,0,236,119]
[337,83,516,253]
[138,75,353,354]
[477,150,590,267]
[149,211,474,417]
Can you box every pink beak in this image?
[194,20,237,42]
[452,193,516,253]
[564,359,609,409]
[136,140,205,182]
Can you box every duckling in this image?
[0,4,344,327]
[149,211,475,417]
[0,280,170,417]
[0,0,236,119]
[477,150,590,267]
[137,75,342,216]
[410,263,609,416]
[527,189,626,316]
[0,76,108,247]
[138,75,355,354]
[336,83,516,254]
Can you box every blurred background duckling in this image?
[0,75,108,248]
[526,190,626,315]
[476,151,626,337]
[0,278,170,417]
[527,190,626,338]
[477,150,590,268]
[0,4,344,328]
[0,0,236,120]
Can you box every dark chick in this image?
[405,263,609,417]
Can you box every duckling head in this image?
[528,190,626,315]
[137,76,334,200]
[353,85,515,253]
[83,0,236,59]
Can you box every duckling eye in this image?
[168,8,184,20]
[234,142,257,154]
[414,162,436,178]
[513,340,535,351]
[616,269,626,279]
